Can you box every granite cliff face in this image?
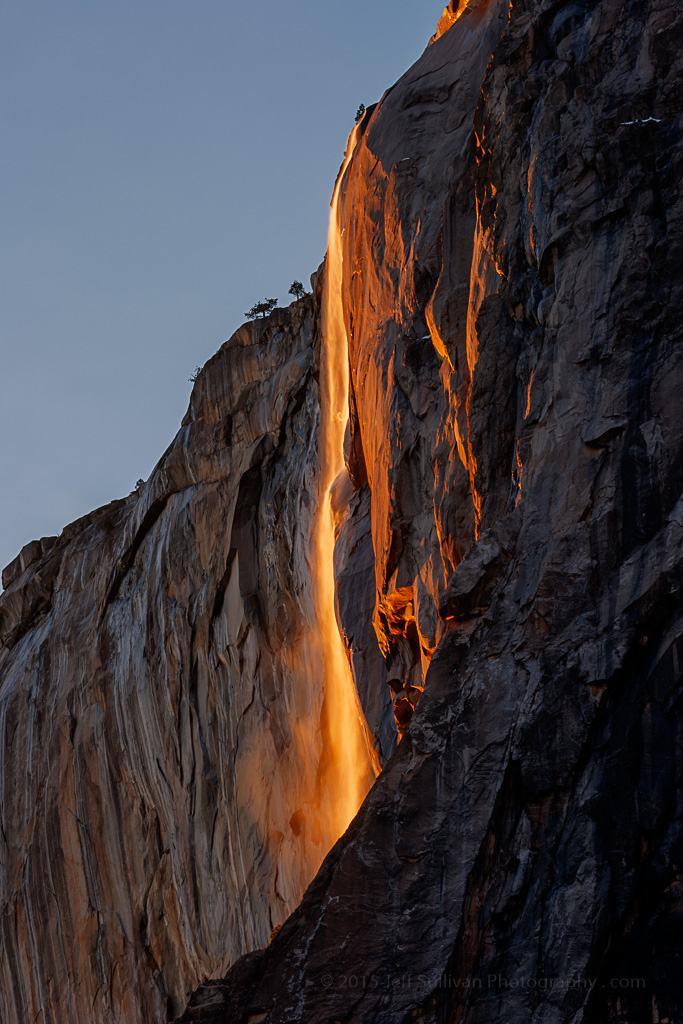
[2,0,683,1021]
[0,301,388,1023]
[179,0,683,1020]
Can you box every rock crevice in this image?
[2,0,683,1022]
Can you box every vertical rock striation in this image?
[180,0,683,1021]
[0,300,389,1024]
[2,0,683,1022]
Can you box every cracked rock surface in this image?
[2,0,683,1021]
[178,0,683,1021]
[0,300,392,1023]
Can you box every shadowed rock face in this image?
[176,0,683,1021]
[2,0,683,1022]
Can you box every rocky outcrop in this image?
[2,0,683,1021]
[177,0,683,1021]
[0,299,390,1024]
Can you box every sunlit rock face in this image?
[178,0,683,1021]
[3,0,683,1020]
[337,0,510,736]
[429,0,489,44]
[0,300,389,1024]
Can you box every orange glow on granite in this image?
[314,124,379,837]
[430,0,490,44]
[525,370,534,419]
[514,439,524,507]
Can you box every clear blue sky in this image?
[0,1,442,580]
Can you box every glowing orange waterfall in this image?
[314,124,379,839]
[274,127,378,901]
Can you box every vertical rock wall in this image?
[186,0,683,1021]
[3,0,683,1021]
[0,300,391,1024]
